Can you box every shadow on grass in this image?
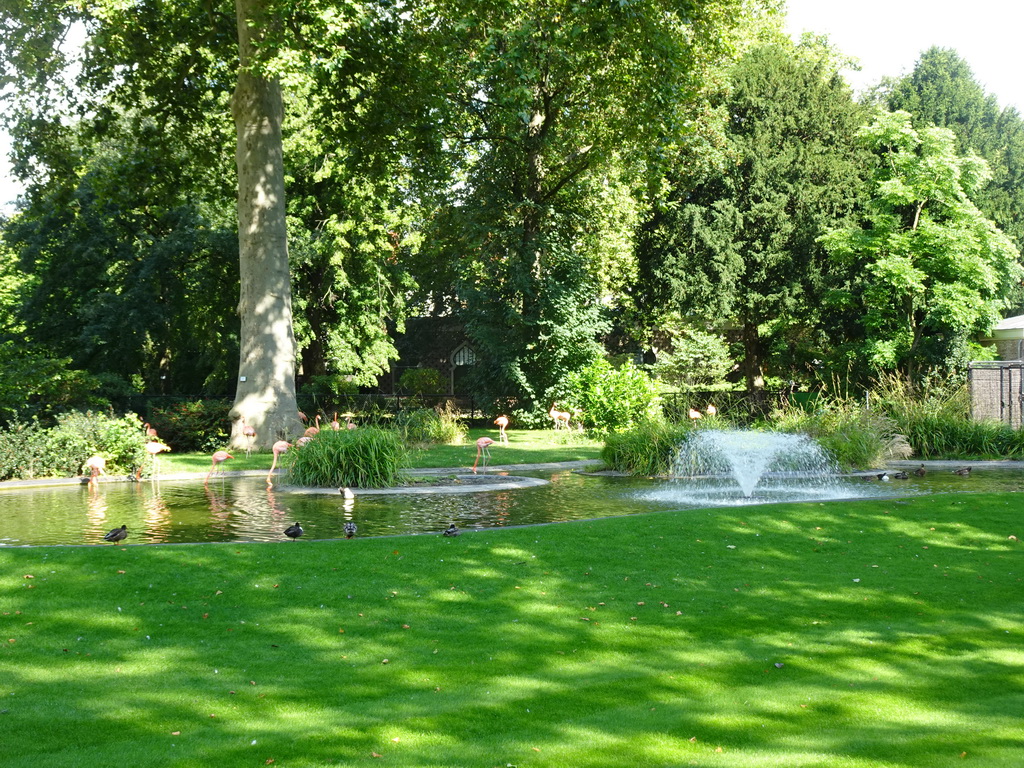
[2,492,1023,766]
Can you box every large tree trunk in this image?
[228,0,303,449]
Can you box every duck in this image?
[952,466,972,476]
[284,522,304,540]
[104,524,128,543]
[344,522,357,539]
[443,523,461,537]
[877,472,890,482]
[892,471,909,480]
[914,464,927,477]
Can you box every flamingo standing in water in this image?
[145,440,171,480]
[494,415,509,444]
[473,436,495,474]
[205,450,233,484]
[267,440,291,485]
[85,455,106,489]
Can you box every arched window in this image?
[451,343,476,367]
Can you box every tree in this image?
[886,47,1024,259]
[634,40,869,390]
[411,0,760,417]
[819,110,1023,382]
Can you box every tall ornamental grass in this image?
[286,426,408,488]
[391,405,467,445]
[872,374,1024,458]
[601,418,693,475]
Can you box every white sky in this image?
[2,3,1023,212]
[784,0,1024,113]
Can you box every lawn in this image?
[2,491,1022,766]
[159,428,605,475]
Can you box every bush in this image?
[393,405,467,446]
[286,427,407,488]
[398,368,446,396]
[565,358,659,433]
[768,399,909,470]
[602,418,692,475]
[871,374,1022,458]
[0,343,109,427]
[0,411,149,481]
[148,399,232,452]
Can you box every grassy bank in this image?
[159,429,604,475]
[2,492,1022,766]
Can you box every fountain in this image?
[646,428,854,506]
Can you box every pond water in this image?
[2,466,1019,547]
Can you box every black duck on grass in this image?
[103,524,127,543]
[443,523,461,537]
[284,522,304,540]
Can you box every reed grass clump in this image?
[870,374,1024,458]
[286,427,408,488]
[601,418,692,475]
[768,398,908,470]
[392,405,467,445]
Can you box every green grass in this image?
[3,492,1023,766]
[160,429,604,475]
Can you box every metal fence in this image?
[968,361,1024,427]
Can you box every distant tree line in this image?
[1,1,1022,431]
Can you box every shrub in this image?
[0,411,149,481]
[286,427,407,488]
[602,418,692,475]
[565,358,659,433]
[398,368,446,396]
[148,399,232,452]
[870,374,1021,458]
[768,399,909,470]
[393,405,467,446]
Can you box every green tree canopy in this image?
[634,39,869,390]
[820,110,1023,381]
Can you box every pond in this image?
[1,465,1018,547]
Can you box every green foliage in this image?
[635,40,869,390]
[819,110,1024,382]
[0,342,108,426]
[0,411,148,481]
[564,357,659,433]
[651,322,735,389]
[148,400,232,453]
[872,374,1024,458]
[601,418,693,476]
[392,405,467,446]
[767,400,910,471]
[398,368,446,396]
[887,47,1024,262]
[286,427,407,488]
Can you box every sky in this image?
[783,0,1024,112]
[2,2,1023,212]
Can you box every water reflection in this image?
[0,468,1018,547]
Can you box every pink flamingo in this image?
[473,436,495,474]
[85,454,106,489]
[241,418,257,457]
[143,422,159,439]
[346,416,356,429]
[303,414,321,438]
[145,440,171,480]
[494,415,509,444]
[688,408,703,420]
[330,412,341,430]
[267,440,291,485]
[706,404,718,417]
[205,450,233,484]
